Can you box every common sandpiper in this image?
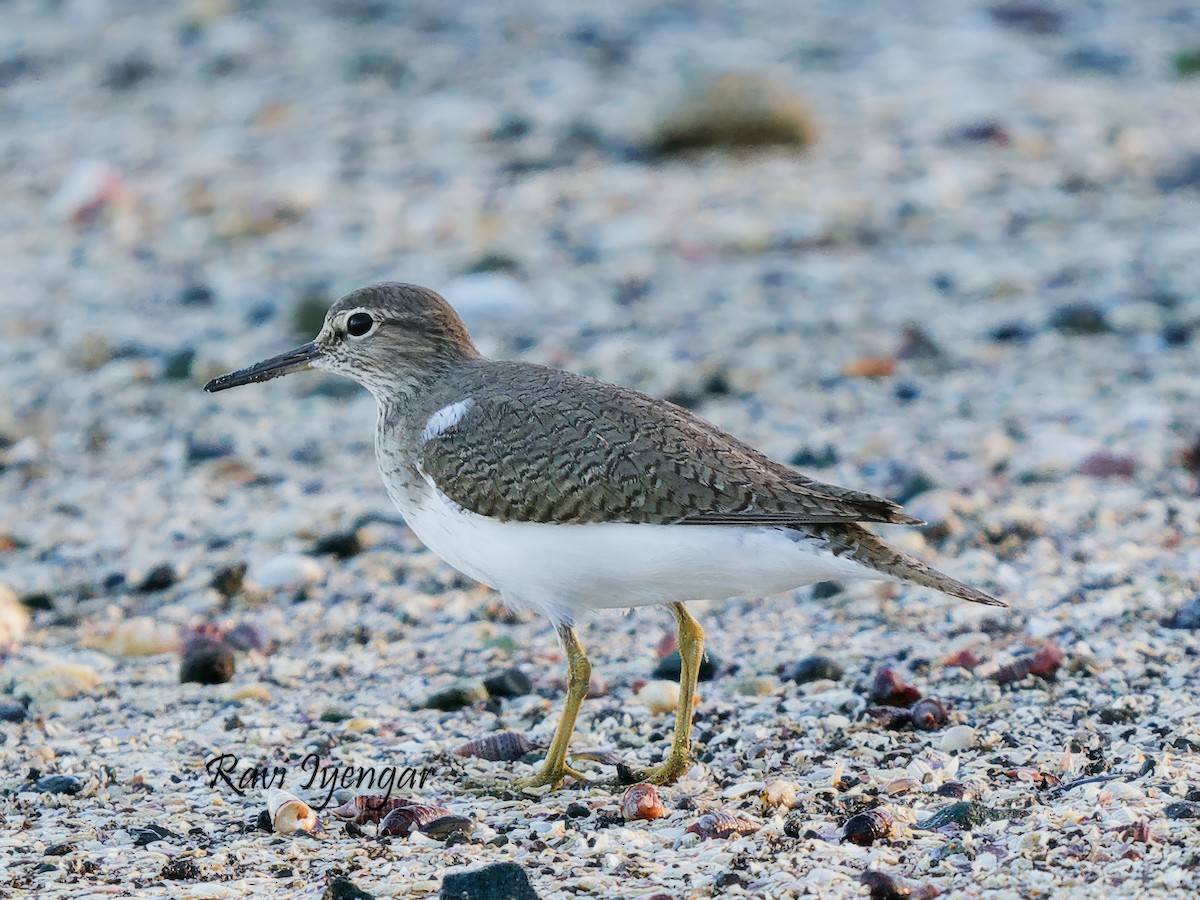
[205,282,1003,790]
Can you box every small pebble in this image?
[790,655,844,684]
[33,774,85,795]
[250,554,325,590]
[940,724,977,751]
[210,563,247,597]
[482,668,533,699]
[419,813,476,841]
[425,680,488,711]
[651,650,720,682]
[1076,452,1136,478]
[323,877,374,900]
[1049,303,1111,335]
[0,700,28,723]
[870,668,922,707]
[0,583,31,647]
[312,530,364,559]
[638,680,681,714]
[180,630,236,685]
[439,862,538,900]
[137,563,178,593]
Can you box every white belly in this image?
[395,485,886,623]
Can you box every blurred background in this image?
[3,0,1200,893]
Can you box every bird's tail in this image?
[842,525,1006,607]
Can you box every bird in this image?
[204,282,1003,790]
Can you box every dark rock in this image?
[33,774,84,795]
[860,871,910,900]
[482,668,533,699]
[652,650,720,682]
[0,700,28,723]
[1049,303,1111,335]
[491,117,531,142]
[312,531,364,559]
[811,581,844,600]
[1156,155,1200,193]
[789,655,844,684]
[462,252,521,275]
[1165,598,1200,630]
[566,802,591,818]
[180,638,236,685]
[892,469,938,504]
[424,681,487,711]
[419,814,476,841]
[138,564,178,593]
[43,842,75,857]
[955,120,1011,146]
[892,381,920,404]
[103,53,156,90]
[1176,49,1200,78]
[131,824,181,846]
[102,572,126,591]
[439,862,539,900]
[990,321,1033,343]
[988,2,1065,35]
[179,283,215,306]
[323,877,375,900]
[160,858,200,880]
[895,325,944,361]
[1097,706,1137,726]
[210,563,247,597]
[1063,46,1130,75]
[185,434,233,465]
[1163,322,1192,346]
[20,592,54,611]
[789,445,838,468]
[162,348,196,380]
[1165,801,1200,820]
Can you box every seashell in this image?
[328,795,417,825]
[883,776,921,797]
[935,778,986,801]
[910,698,949,731]
[842,809,893,846]
[454,731,535,761]
[268,789,317,834]
[762,780,799,810]
[418,813,476,841]
[379,803,453,837]
[638,679,681,714]
[685,810,761,840]
[85,616,179,656]
[942,648,982,670]
[870,668,921,708]
[939,724,977,752]
[621,783,666,821]
[569,749,623,767]
[992,642,1064,685]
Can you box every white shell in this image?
[940,724,977,752]
[638,680,681,714]
[268,789,318,834]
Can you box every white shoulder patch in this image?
[421,398,474,443]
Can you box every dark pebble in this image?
[652,650,720,682]
[893,381,921,404]
[43,843,76,857]
[910,698,949,731]
[320,708,353,723]
[312,530,364,559]
[225,622,274,654]
[860,871,909,900]
[210,563,247,598]
[0,700,28,723]
[566,802,592,818]
[1163,322,1192,346]
[138,564,178,592]
[1156,154,1200,193]
[256,809,273,831]
[1165,802,1200,820]
[461,251,522,275]
[185,434,233,465]
[1077,452,1136,478]
[246,301,276,325]
[988,2,1064,35]
[180,639,236,685]
[789,445,838,468]
[162,348,196,380]
[33,774,84,795]
[439,862,539,900]
[20,592,54,611]
[34,862,57,874]
[323,877,375,900]
[178,283,215,306]
[990,321,1033,343]
[789,655,844,684]
[483,668,533,699]
[896,325,943,361]
[892,468,938,504]
[955,120,1011,145]
[491,116,531,142]
[102,572,126,591]
[160,858,200,881]
[1049,302,1111,335]
[812,581,844,600]
[1063,46,1130,75]
[131,824,180,846]
[424,683,486,711]
[345,50,408,88]
[1165,598,1200,630]
[103,52,156,90]
[419,814,476,841]
[918,801,1027,831]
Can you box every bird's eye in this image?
[346,312,374,337]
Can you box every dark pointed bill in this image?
[203,342,322,392]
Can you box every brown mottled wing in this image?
[418,363,920,527]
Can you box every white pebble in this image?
[249,554,325,589]
[0,584,30,648]
[941,724,977,752]
[638,679,680,714]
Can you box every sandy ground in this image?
[4,0,1200,897]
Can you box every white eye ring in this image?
[344,309,377,338]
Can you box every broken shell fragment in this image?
[870,668,921,707]
[267,789,318,834]
[685,810,760,840]
[621,783,666,821]
[762,779,799,810]
[993,642,1064,685]
[418,813,476,841]
[842,809,893,846]
[379,803,453,837]
[454,731,536,761]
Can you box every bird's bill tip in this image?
[203,342,322,392]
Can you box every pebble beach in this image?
[4,0,1200,897]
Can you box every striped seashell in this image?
[685,810,760,840]
[842,809,893,846]
[453,731,536,761]
[267,788,318,834]
[621,783,666,822]
[379,803,453,837]
[327,795,417,825]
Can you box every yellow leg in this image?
[513,623,591,791]
[640,602,704,785]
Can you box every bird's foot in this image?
[510,762,590,793]
[630,751,694,786]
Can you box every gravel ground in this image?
[4,0,1200,897]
